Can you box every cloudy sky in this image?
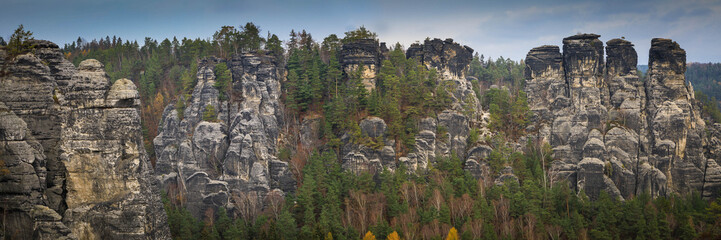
[1,0,720,63]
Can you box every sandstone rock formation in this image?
[340,39,383,92]
[153,53,294,219]
[339,38,497,183]
[0,102,74,240]
[407,38,474,80]
[524,34,721,200]
[0,41,170,239]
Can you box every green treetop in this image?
[342,26,378,43]
[5,24,35,59]
[213,62,232,101]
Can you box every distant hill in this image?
[640,63,721,102]
[686,62,721,101]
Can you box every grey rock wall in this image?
[407,38,474,80]
[524,34,721,200]
[340,39,383,91]
[153,53,294,220]
[0,41,170,239]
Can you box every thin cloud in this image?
[371,14,492,48]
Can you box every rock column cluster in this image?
[0,40,170,239]
[153,53,294,220]
[340,39,383,92]
[340,38,492,181]
[524,34,721,200]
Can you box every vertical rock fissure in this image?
[701,154,709,197]
[635,128,642,196]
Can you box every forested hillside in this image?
[49,26,721,240]
[163,148,721,240]
[60,23,282,162]
[687,62,721,104]
[57,25,524,165]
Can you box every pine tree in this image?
[140,54,161,96]
[181,61,198,94]
[203,105,217,122]
[319,183,343,236]
[342,26,378,43]
[215,207,232,238]
[213,62,232,101]
[6,24,35,58]
[285,70,301,112]
[240,22,264,52]
[265,33,284,61]
[326,53,342,96]
[309,53,323,103]
[277,208,297,240]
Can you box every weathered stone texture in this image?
[340,39,382,91]
[154,53,294,219]
[0,42,170,239]
[525,34,721,200]
[406,38,474,80]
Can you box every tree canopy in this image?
[342,26,378,43]
[4,24,35,59]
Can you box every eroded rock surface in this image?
[525,34,721,200]
[0,41,170,239]
[341,39,383,91]
[154,53,294,219]
[339,38,501,182]
[407,38,474,80]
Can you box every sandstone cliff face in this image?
[524,34,721,200]
[340,39,383,92]
[0,41,170,239]
[0,102,74,239]
[153,53,294,219]
[407,38,474,80]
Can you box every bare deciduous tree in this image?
[263,190,284,220]
[431,189,444,211]
[546,224,562,240]
[493,196,511,238]
[232,191,260,224]
[449,194,474,225]
[346,189,369,234]
[462,218,484,240]
[521,213,539,240]
[400,182,424,208]
[392,207,419,240]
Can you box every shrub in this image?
[203,105,217,122]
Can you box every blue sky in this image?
[2,0,720,63]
